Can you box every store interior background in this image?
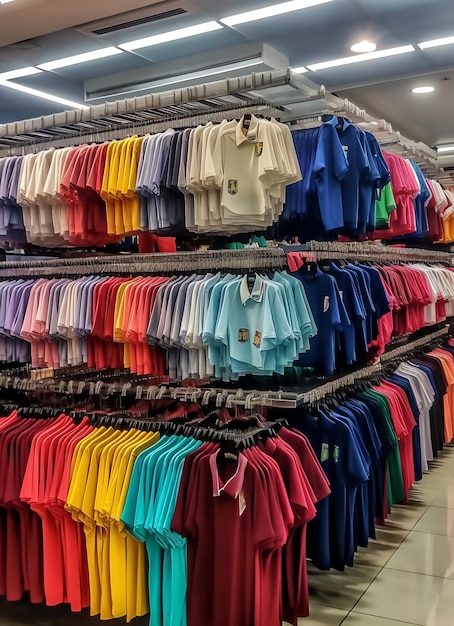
[2,2,454,626]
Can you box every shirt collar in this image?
[240,274,264,305]
[235,114,260,146]
[210,450,248,498]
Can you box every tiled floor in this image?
[2,449,454,625]
[302,445,454,626]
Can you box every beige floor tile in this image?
[413,506,454,536]
[415,471,453,491]
[343,613,419,625]
[385,531,454,578]
[430,477,454,508]
[353,568,454,625]
[307,563,380,611]
[353,527,410,568]
[293,605,348,625]
[408,484,444,507]
[381,502,429,531]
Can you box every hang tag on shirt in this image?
[342,145,349,158]
[339,290,344,301]
[323,296,330,312]
[334,445,340,463]
[321,443,329,462]
[255,142,263,157]
[238,490,247,516]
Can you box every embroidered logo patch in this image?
[228,179,238,195]
[238,328,249,343]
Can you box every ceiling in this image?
[1,0,454,163]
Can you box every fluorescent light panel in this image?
[0,1,16,4]
[418,35,454,49]
[0,66,42,80]
[38,47,123,71]
[120,21,223,51]
[292,66,309,73]
[437,145,454,153]
[0,80,89,110]
[221,0,334,26]
[307,45,415,71]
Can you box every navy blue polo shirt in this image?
[293,267,349,374]
[321,262,366,365]
[348,399,383,539]
[329,409,370,565]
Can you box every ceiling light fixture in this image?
[220,0,334,27]
[292,66,309,73]
[350,40,376,53]
[411,85,435,94]
[418,35,454,50]
[38,47,123,71]
[307,44,415,71]
[0,80,89,110]
[119,21,223,51]
[437,145,454,153]
[0,66,42,80]
[0,0,17,4]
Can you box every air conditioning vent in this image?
[91,8,187,36]
[77,2,192,38]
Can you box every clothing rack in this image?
[380,326,449,363]
[0,248,287,278]
[0,68,325,154]
[279,241,454,264]
[0,68,438,176]
[0,326,448,410]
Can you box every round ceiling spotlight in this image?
[350,40,377,53]
[411,86,435,94]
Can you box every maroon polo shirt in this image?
[172,449,277,626]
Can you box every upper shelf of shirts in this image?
[0,68,438,177]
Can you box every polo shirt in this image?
[313,116,349,232]
[293,267,348,374]
[172,448,278,626]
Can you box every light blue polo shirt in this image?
[214,274,293,374]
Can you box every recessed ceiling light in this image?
[307,45,415,71]
[38,48,123,71]
[0,80,89,110]
[119,21,223,52]
[437,145,454,153]
[411,86,435,94]
[350,40,376,53]
[220,0,334,27]
[0,66,42,80]
[418,35,454,50]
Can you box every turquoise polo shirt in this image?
[148,438,203,626]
